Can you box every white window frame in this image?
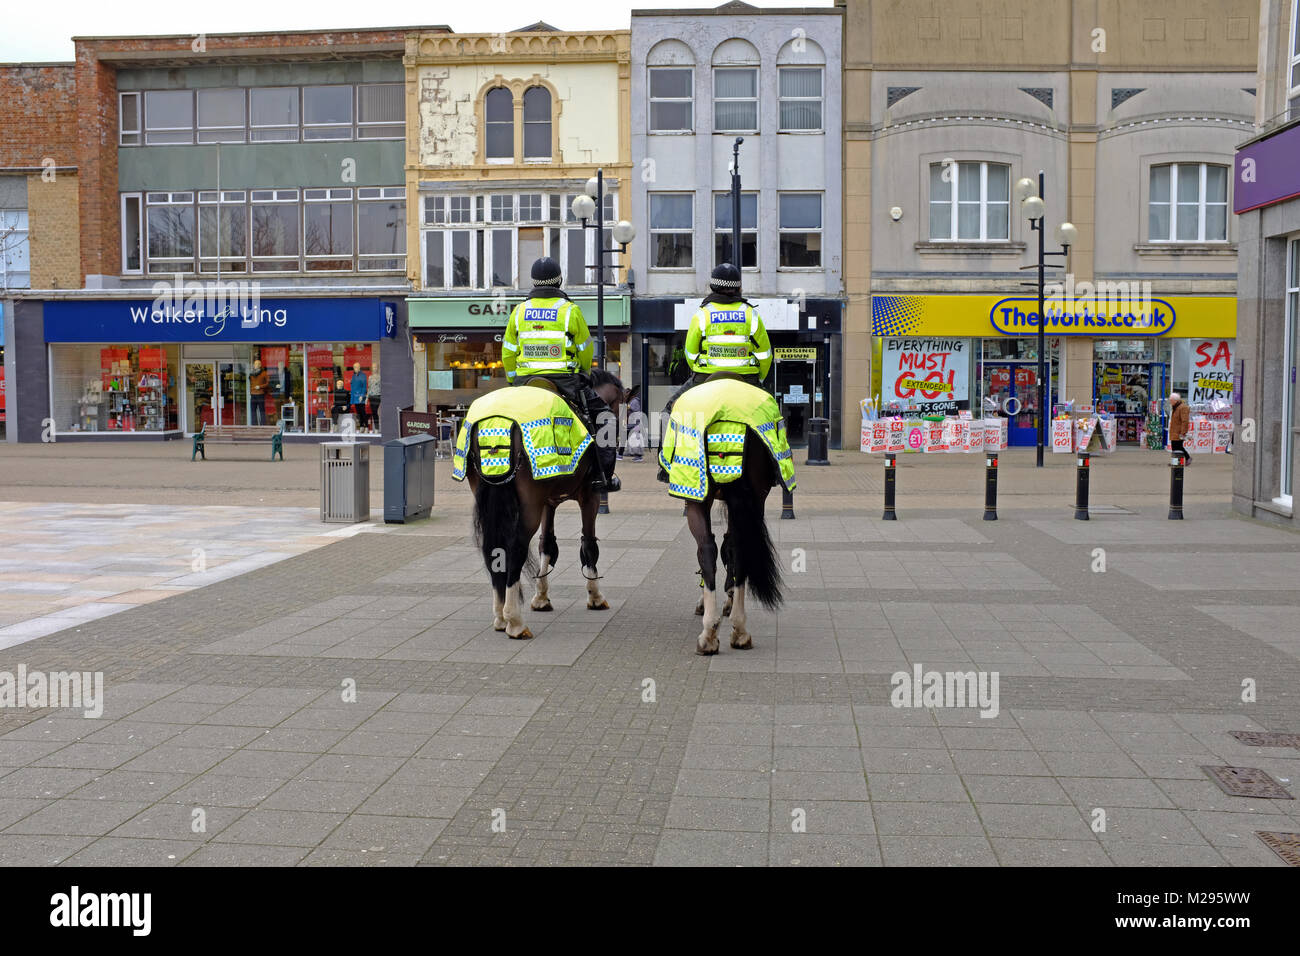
[648,67,694,133]
[120,193,143,275]
[484,87,515,164]
[777,191,824,270]
[713,67,759,134]
[356,186,406,272]
[249,87,300,144]
[249,188,301,273]
[489,194,515,223]
[302,85,355,142]
[1148,162,1229,243]
[356,83,404,140]
[713,191,758,270]
[302,187,354,271]
[1288,2,1300,120]
[196,88,247,144]
[522,87,552,162]
[198,190,249,274]
[929,161,1011,243]
[648,191,694,271]
[145,191,197,275]
[143,91,195,146]
[777,67,823,133]
[1280,235,1300,508]
[0,207,30,289]
[119,92,141,146]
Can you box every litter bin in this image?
[806,417,830,465]
[384,433,436,523]
[321,441,371,522]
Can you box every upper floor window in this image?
[197,89,246,144]
[778,192,822,267]
[714,192,757,268]
[523,87,552,160]
[1149,163,1228,242]
[649,68,693,132]
[1287,0,1300,121]
[484,87,514,162]
[0,208,31,289]
[778,68,822,131]
[250,88,299,142]
[303,86,354,141]
[714,68,758,132]
[145,91,195,145]
[649,192,693,269]
[929,161,1010,242]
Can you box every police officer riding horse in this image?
[502,257,621,492]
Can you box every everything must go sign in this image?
[880,338,970,414]
[1188,339,1234,403]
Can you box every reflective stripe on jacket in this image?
[684,302,772,379]
[502,297,593,381]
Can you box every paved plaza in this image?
[0,444,1298,865]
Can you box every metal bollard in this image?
[882,453,898,521]
[1168,451,1185,520]
[983,453,998,521]
[1074,452,1091,521]
[781,485,796,520]
[599,490,610,515]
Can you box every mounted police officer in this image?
[502,256,620,492]
[657,262,772,482]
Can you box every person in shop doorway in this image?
[249,359,269,425]
[350,362,369,431]
[1169,391,1192,465]
[332,378,351,430]
[367,367,381,434]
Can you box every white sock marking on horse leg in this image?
[503,580,527,637]
[729,583,751,648]
[532,554,551,608]
[493,589,505,630]
[697,587,721,654]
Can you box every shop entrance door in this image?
[983,362,1041,446]
[184,361,215,434]
[216,361,249,427]
[774,352,816,446]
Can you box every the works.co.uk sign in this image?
[988,297,1177,337]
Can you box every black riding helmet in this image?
[527,256,570,301]
[701,262,750,307]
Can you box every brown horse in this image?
[467,370,622,639]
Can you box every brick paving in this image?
[0,446,1298,866]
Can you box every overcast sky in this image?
[2,0,835,62]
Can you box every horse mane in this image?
[588,368,623,392]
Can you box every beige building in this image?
[841,0,1256,449]
[403,25,634,416]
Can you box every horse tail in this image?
[471,427,530,600]
[718,431,783,611]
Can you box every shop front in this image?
[407,295,632,421]
[870,293,1235,447]
[33,295,402,440]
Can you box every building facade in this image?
[1233,0,1300,525]
[404,25,633,418]
[630,2,844,446]
[842,0,1254,449]
[5,27,438,443]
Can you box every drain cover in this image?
[1255,831,1300,866]
[1229,731,1300,749]
[1202,765,1295,799]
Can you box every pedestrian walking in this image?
[1169,391,1192,465]
[626,385,644,462]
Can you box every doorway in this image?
[774,350,817,446]
[184,359,248,433]
[983,362,1055,447]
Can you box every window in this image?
[0,208,30,288]
[1149,163,1228,242]
[121,194,143,274]
[714,192,757,268]
[250,88,299,143]
[565,223,587,285]
[929,161,1010,241]
[303,188,354,271]
[358,83,403,139]
[303,86,353,141]
[779,68,822,131]
[519,194,543,223]
[650,68,693,132]
[490,194,514,223]
[650,192,693,268]
[119,93,141,146]
[199,191,249,274]
[144,91,194,145]
[1289,1,1300,122]
[485,87,513,162]
[251,189,300,272]
[1281,238,1299,504]
[196,89,246,144]
[357,187,406,271]
[714,68,758,132]
[424,232,445,287]
[491,229,513,286]
[145,192,195,274]
[778,192,822,267]
[523,87,552,160]
[449,196,472,224]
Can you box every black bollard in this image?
[983,453,998,521]
[882,453,897,521]
[1074,452,1090,521]
[599,490,609,515]
[1168,451,1185,520]
[781,485,795,520]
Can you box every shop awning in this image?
[409,295,630,330]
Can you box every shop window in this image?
[1,208,31,289]
[523,87,552,161]
[303,86,353,141]
[1148,163,1228,242]
[778,192,822,267]
[196,89,246,144]
[929,161,1010,242]
[146,192,196,274]
[144,91,194,145]
[649,68,693,132]
[250,88,299,143]
[119,93,141,146]
[50,344,180,433]
[357,187,406,272]
[713,192,758,268]
[198,191,249,274]
[714,68,758,133]
[485,87,514,162]
[649,192,693,269]
[304,343,379,434]
[358,83,404,139]
[304,188,354,271]
[251,189,300,272]
[778,68,822,131]
[423,337,508,398]
[121,194,143,275]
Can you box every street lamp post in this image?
[731,138,744,271]
[571,171,636,371]
[1016,172,1076,467]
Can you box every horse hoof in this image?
[509,627,534,640]
[587,598,609,610]
[531,600,553,612]
[696,643,719,656]
[493,621,506,632]
[730,631,753,650]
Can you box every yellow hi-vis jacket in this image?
[501,296,593,382]
[684,301,772,379]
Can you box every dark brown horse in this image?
[467,370,622,639]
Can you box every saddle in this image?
[520,375,594,433]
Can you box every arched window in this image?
[485,87,513,162]
[523,86,552,160]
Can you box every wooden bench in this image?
[191,421,285,461]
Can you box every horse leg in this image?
[720,530,736,618]
[687,499,721,655]
[503,484,545,640]
[729,582,751,649]
[492,589,506,632]
[580,487,609,610]
[532,503,558,611]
